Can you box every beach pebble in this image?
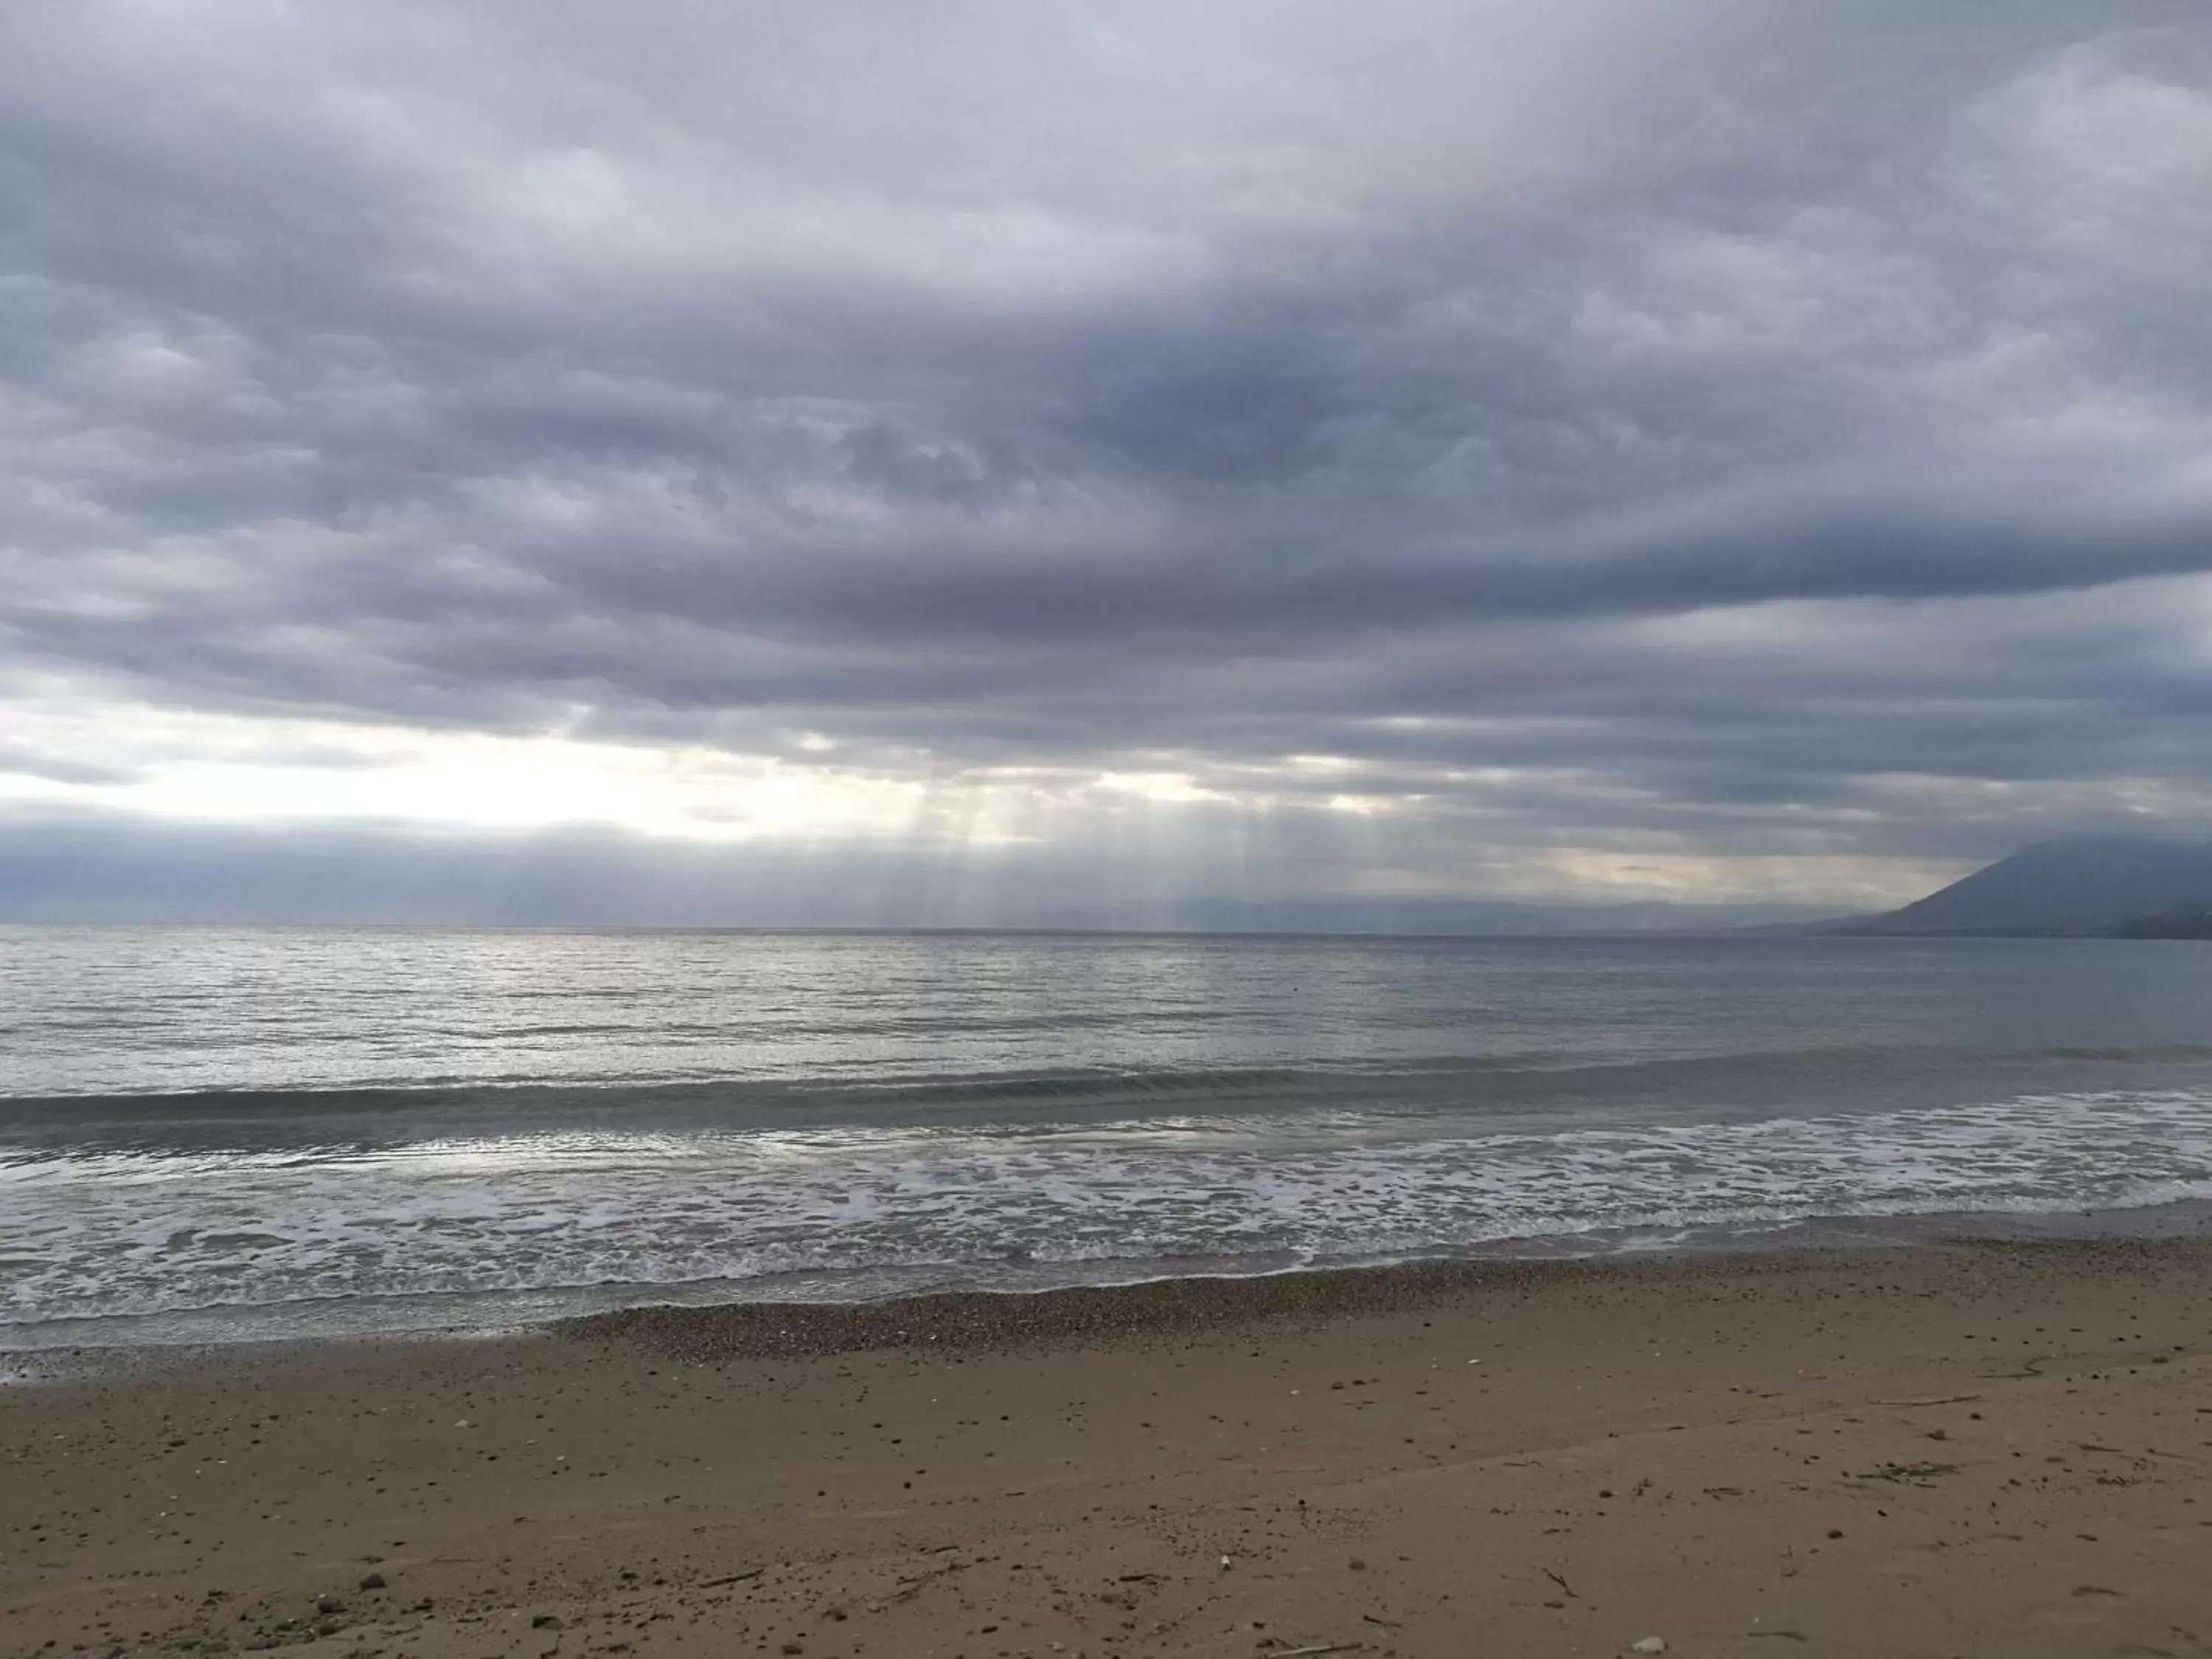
[1632,1638,1669,1655]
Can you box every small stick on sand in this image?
[696,1568,765,1588]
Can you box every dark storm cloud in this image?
[3,0,2211,910]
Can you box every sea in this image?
[4,925,2212,1354]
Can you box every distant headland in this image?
[1820,836,2212,938]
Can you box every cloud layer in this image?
[4,1,2210,917]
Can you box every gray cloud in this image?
[0,745,139,788]
[2,1,2210,916]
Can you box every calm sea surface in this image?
[4,927,2212,1349]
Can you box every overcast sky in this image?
[4,1,2210,923]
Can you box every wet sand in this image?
[4,1241,2212,1658]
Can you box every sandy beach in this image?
[5,1241,2211,1659]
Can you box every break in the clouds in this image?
[3,1,2211,922]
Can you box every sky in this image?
[3,1,2211,925]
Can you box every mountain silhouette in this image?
[1839,837,2212,936]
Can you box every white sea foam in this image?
[6,1088,2212,1340]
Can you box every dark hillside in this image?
[1841,838,2212,936]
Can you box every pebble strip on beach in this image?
[562,1253,1803,1363]
[560,1236,2189,1363]
[561,1257,1599,1361]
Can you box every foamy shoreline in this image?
[9,1194,2212,1384]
